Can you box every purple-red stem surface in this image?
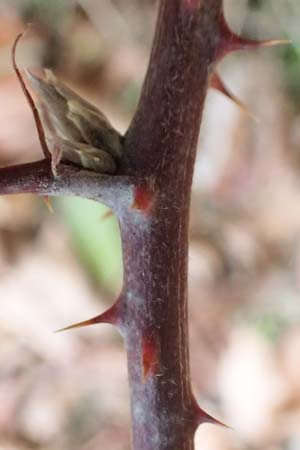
[121,2,222,449]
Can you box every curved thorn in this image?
[215,11,290,61]
[55,299,121,333]
[12,29,52,160]
[209,71,258,122]
[191,396,232,429]
[197,409,231,429]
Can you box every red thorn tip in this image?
[191,396,231,429]
[195,406,231,429]
[55,303,119,333]
[42,196,54,213]
[216,11,290,61]
[141,334,159,383]
[209,72,257,121]
[131,186,154,213]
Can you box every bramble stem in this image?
[120,1,222,449]
[0,1,225,449]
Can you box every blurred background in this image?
[0,0,299,449]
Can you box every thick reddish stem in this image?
[121,1,223,449]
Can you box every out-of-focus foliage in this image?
[59,197,122,296]
[247,0,300,107]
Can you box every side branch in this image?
[0,159,135,211]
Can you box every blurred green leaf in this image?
[21,0,69,26]
[280,44,300,108]
[246,313,288,343]
[58,197,123,296]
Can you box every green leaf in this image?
[58,197,122,296]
